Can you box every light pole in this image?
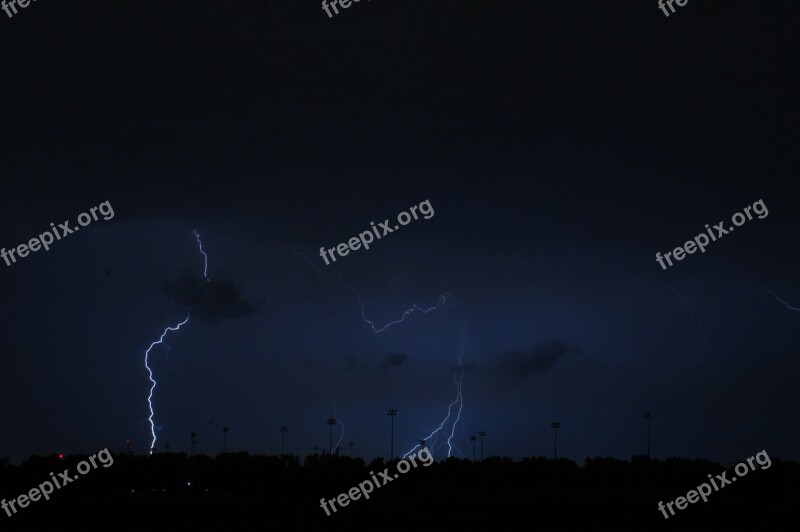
[478,431,486,461]
[348,441,355,457]
[280,426,288,455]
[470,436,477,461]
[327,419,336,454]
[643,412,653,458]
[223,426,229,453]
[387,409,398,460]
[550,422,560,459]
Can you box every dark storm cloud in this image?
[491,339,577,378]
[378,353,409,370]
[162,270,257,322]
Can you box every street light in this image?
[327,419,336,454]
[470,435,477,461]
[280,426,288,455]
[478,431,486,461]
[643,412,653,458]
[550,422,560,459]
[387,409,398,460]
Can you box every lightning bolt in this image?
[292,247,460,458]
[445,332,466,457]
[403,328,466,459]
[767,289,800,312]
[144,316,190,453]
[330,400,346,454]
[292,248,451,333]
[193,230,209,279]
[142,231,208,454]
[365,293,451,333]
[401,373,463,459]
[447,378,465,457]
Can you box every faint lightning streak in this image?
[334,417,345,453]
[145,316,190,453]
[767,289,800,312]
[363,293,451,334]
[193,230,209,279]
[672,289,714,353]
[292,248,451,333]
[331,401,345,453]
[445,330,466,457]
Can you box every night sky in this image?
[1,1,798,465]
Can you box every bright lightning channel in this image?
[145,316,190,454]
[143,231,207,454]
[193,230,209,279]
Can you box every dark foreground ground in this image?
[1,453,797,530]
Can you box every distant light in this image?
[58,453,64,460]
[186,481,192,487]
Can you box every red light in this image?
[58,453,64,460]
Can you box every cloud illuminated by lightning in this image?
[292,247,451,333]
[144,315,190,453]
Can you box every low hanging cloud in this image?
[491,339,578,379]
[378,352,410,370]
[162,270,257,322]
